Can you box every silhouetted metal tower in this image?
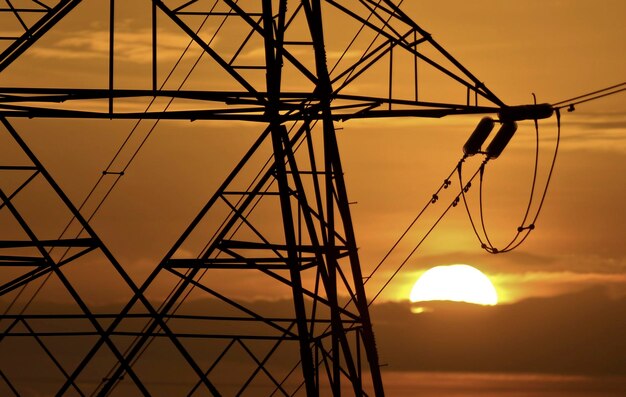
[1,1,506,395]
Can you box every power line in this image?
[462,110,561,254]
[553,81,626,110]
[368,160,485,305]
[365,107,563,303]
[1,8,216,332]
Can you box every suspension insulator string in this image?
[460,105,561,254]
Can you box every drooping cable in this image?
[471,98,541,252]
[501,108,561,252]
[278,47,619,397]
[281,133,534,392]
[366,106,563,303]
[461,109,561,254]
[289,116,556,388]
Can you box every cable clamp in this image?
[517,224,535,232]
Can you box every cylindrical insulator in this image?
[463,117,495,156]
[485,121,518,159]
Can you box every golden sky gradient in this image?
[1,0,625,307]
[2,2,626,394]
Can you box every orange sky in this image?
[1,0,625,307]
[351,0,626,303]
[2,2,626,394]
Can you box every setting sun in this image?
[410,264,498,305]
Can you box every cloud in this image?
[496,270,626,285]
[29,28,203,63]
[362,247,626,303]
[373,286,626,375]
[549,112,626,152]
[491,270,626,302]
[4,287,626,395]
[407,250,556,272]
[408,248,626,275]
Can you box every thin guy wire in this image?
[94,5,241,394]
[278,157,485,394]
[363,161,460,285]
[368,164,485,305]
[2,6,217,330]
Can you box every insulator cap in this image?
[463,117,495,156]
[486,121,518,159]
[498,103,554,121]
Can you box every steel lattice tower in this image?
[0,1,506,395]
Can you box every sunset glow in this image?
[1,0,625,395]
[410,264,498,305]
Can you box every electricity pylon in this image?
[1,1,506,395]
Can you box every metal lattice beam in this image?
[0,0,510,395]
